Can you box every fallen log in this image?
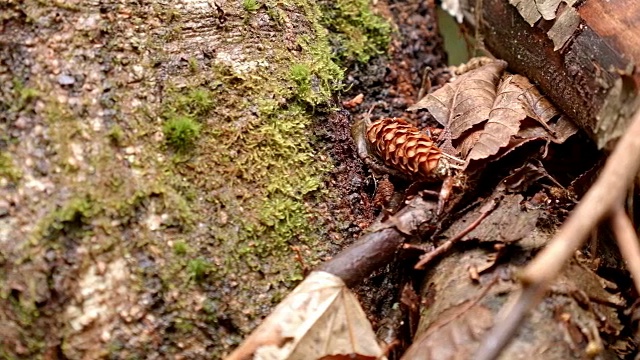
[454,0,640,149]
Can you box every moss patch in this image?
[0,151,22,184]
[322,0,392,63]
[160,1,394,341]
[243,0,260,12]
[163,116,202,151]
[0,0,394,358]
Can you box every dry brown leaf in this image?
[226,271,385,360]
[408,60,507,139]
[467,75,529,161]
[517,114,578,144]
[500,160,563,192]
[401,303,493,360]
[456,127,483,159]
[519,84,558,129]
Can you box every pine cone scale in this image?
[365,118,443,179]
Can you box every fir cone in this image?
[366,118,442,178]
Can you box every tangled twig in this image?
[473,107,640,360]
[414,197,499,269]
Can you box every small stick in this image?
[611,205,640,295]
[440,151,465,164]
[473,107,640,360]
[415,197,499,269]
[417,66,432,101]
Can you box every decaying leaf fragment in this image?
[408,60,507,139]
[226,271,385,360]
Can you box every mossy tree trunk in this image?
[0,0,390,358]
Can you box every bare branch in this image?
[473,106,640,359]
[318,197,436,287]
[611,205,640,295]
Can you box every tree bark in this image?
[0,0,387,358]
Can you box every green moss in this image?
[56,197,93,221]
[173,240,189,256]
[11,79,39,111]
[291,37,344,106]
[107,123,125,146]
[128,0,392,354]
[187,258,210,283]
[164,87,215,118]
[290,63,311,92]
[159,86,216,151]
[322,0,391,63]
[0,151,22,184]
[163,116,201,151]
[188,57,199,73]
[243,0,260,12]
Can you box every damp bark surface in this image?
[0,0,447,358]
[5,0,636,359]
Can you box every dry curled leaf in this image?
[342,93,364,109]
[227,271,385,360]
[467,75,529,160]
[408,60,508,139]
[516,114,578,144]
[408,58,577,164]
[500,160,562,192]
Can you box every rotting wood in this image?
[457,0,640,149]
[403,191,625,360]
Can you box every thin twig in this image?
[473,107,640,360]
[522,109,640,284]
[472,282,547,360]
[415,197,498,269]
[611,205,640,295]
